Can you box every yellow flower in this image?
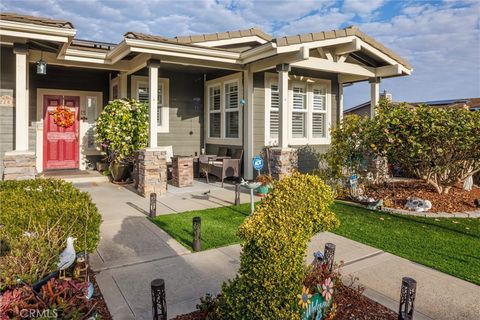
[297,286,312,310]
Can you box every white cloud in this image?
[343,0,385,17]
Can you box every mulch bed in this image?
[89,267,113,320]
[171,284,397,320]
[365,181,480,213]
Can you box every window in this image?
[270,83,279,139]
[136,81,164,126]
[86,96,97,149]
[292,84,307,138]
[225,82,239,138]
[131,75,169,133]
[312,86,327,138]
[209,85,221,138]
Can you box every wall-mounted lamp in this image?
[36,52,47,75]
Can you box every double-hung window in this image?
[205,73,242,145]
[131,75,169,132]
[292,84,307,138]
[208,85,221,138]
[312,86,327,138]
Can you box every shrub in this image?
[367,100,480,194]
[317,114,370,196]
[0,179,101,288]
[95,98,148,162]
[218,173,339,319]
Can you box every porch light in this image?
[36,59,47,75]
[36,51,47,75]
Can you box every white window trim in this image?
[109,76,120,101]
[204,72,243,145]
[264,73,332,146]
[131,75,170,133]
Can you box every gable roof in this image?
[170,27,272,44]
[0,12,74,29]
[274,26,411,69]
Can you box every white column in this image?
[119,71,128,98]
[369,77,380,119]
[338,82,344,122]
[243,69,254,179]
[14,44,29,151]
[147,59,160,148]
[277,64,290,148]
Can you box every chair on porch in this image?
[200,149,243,187]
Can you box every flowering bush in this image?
[95,99,148,162]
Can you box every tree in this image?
[367,100,480,194]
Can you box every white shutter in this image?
[270,84,279,138]
[312,85,327,138]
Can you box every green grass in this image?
[151,202,480,285]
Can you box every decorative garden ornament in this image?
[463,175,473,191]
[58,237,76,279]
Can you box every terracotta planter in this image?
[109,162,131,182]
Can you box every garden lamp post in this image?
[151,278,167,320]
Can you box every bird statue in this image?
[57,237,76,280]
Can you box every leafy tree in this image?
[367,100,480,194]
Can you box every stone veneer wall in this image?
[3,151,36,180]
[136,149,167,197]
[172,156,193,188]
[269,148,298,180]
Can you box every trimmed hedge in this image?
[218,173,339,319]
[0,179,101,288]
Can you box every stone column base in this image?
[136,148,167,197]
[3,151,36,181]
[269,147,298,180]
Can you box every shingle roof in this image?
[125,27,272,46]
[0,12,74,29]
[274,26,412,70]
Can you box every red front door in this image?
[43,95,80,170]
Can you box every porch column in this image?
[369,77,380,118]
[14,43,29,151]
[147,59,160,148]
[276,63,290,148]
[243,68,254,179]
[338,81,344,122]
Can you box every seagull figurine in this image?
[58,237,76,279]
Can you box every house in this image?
[0,12,412,181]
[345,92,480,117]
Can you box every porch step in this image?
[38,170,109,184]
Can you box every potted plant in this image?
[95,99,148,182]
[255,174,274,195]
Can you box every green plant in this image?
[367,100,480,194]
[218,173,339,319]
[0,179,102,288]
[317,114,370,196]
[95,98,148,163]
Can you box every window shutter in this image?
[292,113,306,138]
[312,113,325,138]
[270,84,279,138]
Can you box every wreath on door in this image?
[50,106,75,128]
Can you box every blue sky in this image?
[2,0,479,108]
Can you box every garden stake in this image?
[398,277,416,320]
[323,243,336,272]
[151,278,167,320]
[234,183,241,205]
[193,216,201,252]
[150,193,157,218]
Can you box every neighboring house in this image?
[345,92,480,117]
[0,12,412,180]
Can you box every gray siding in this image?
[132,68,204,157]
[345,105,370,118]
[0,46,16,176]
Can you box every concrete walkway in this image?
[77,182,480,320]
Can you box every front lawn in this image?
[151,202,480,285]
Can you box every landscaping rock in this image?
[405,197,432,212]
